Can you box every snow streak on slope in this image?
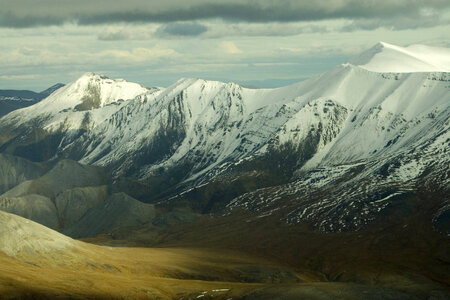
[349,42,450,73]
[228,127,450,232]
[228,95,450,232]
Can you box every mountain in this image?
[0,83,65,117]
[0,90,41,102]
[0,43,448,235]
[0,42,448,230]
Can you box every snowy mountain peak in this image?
[1,73,151,131]
[348,42,450,73]
[48,73,149,110]
[78,72,106,79]
[73,72,145,93]
[73,72,121,89]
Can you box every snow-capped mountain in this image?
[2,73,151,131]
[0,42,448,233]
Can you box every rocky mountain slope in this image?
[0,153,47,194]
[0,158,155,237]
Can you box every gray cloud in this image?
[342,11,450,31]
[0,10,64,28]
[1,0,449,28]
[207,23,330,38]
[157,22,208,37]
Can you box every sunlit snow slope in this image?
[349,42,450,72]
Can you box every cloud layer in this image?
[1,0,449,28]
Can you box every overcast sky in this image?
[1,0,449,91]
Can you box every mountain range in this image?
[0,42,449,299]
[0,83,65,117]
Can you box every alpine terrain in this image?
[0,42,449,299]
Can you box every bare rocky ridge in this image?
[0,159,155,237]
[0,210,76,258]
[0,153,47,194]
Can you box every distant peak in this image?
[50,83,65,89]
[370,42,397,52]
[376,41,394,48]
[348,42,450,73]
[32,73,150,111]
[40,83,65,96]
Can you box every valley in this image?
[1,208,448,300]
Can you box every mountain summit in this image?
[348,41,450,72]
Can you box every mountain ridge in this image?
[348,41,450,73]
[0,83,65,117]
